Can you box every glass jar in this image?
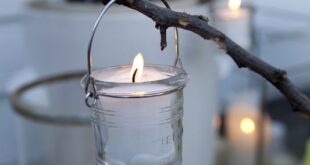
[81,65,188,165]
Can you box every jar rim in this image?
[81,64,188,98]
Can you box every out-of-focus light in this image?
[240,117,255,135]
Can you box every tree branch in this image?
[101,0,310,117]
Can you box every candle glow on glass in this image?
[228,0,241,11]
[130,53,144,82]
[227,0,242,18]
[240,117,256,135]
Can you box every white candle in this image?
[93,65,169,84]
[93,53,168,83]
[92,66,170,95]
[91,53,180,97]
[214,0,251,49]
[226,101,259,165]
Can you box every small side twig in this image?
[155,24,168,50]
[158,0,171,51]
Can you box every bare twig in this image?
[101,0,310,117]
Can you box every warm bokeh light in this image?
[240,118,256,135]
[228,0,241,11]
[130,53,144,82]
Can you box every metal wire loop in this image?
[84,76,98,107]
[84,0,182,102]
[85,92,97,108]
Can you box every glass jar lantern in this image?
[81,1,188,164]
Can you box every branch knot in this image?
[272,69,288,84]
[179,13,190,27]
[198,15,209,22]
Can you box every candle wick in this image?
[132,68,138,83]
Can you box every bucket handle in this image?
[85,0,182,107]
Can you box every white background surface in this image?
[0,1,29,165]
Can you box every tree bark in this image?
[101,0,310,117]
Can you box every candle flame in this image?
[240,117,255,135]
[228,0,241,11]
[130,53,144,82]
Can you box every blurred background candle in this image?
[213,0,251,49]
[226,98,260,165]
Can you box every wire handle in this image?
[85,0,182,107]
